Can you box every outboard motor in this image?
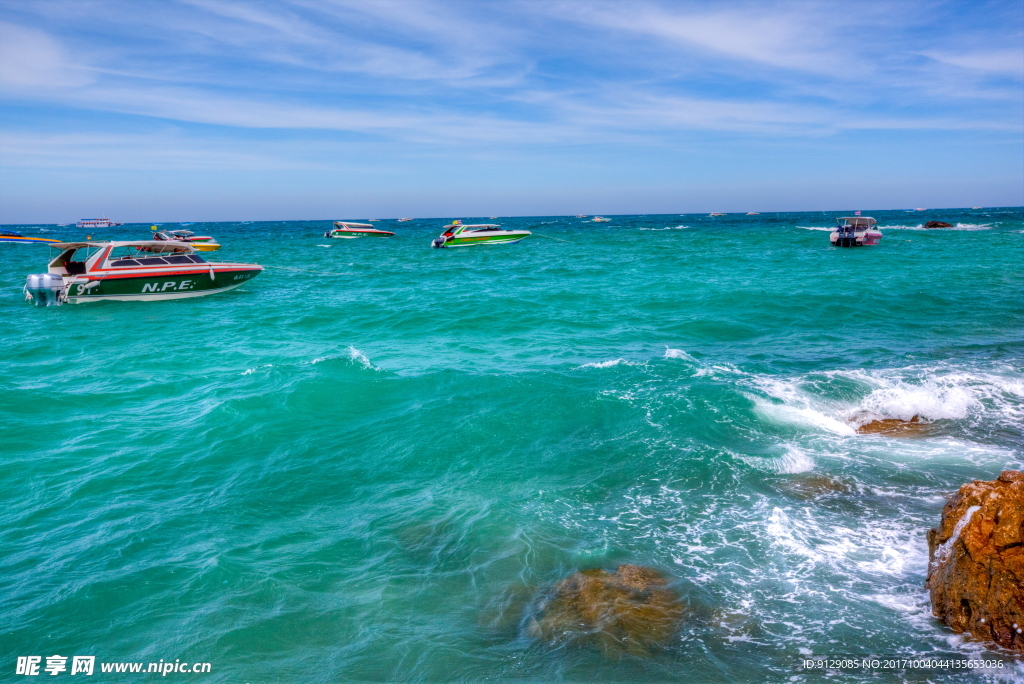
[25,273,66,306]
[431,236,447,249]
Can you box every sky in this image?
[0,0,1022,223]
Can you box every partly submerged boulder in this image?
[529,565,684,657]
[926,470,1024,651]
[856,414,933,436]
[924,220,953,228]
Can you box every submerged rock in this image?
[775,473,851,500]
[926,470,1024,651]
[924,221,953,228]
[529,565,684,657]
[855,414,933,436]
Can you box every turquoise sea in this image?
[2,209,1023,683]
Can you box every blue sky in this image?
[1,0,1021,222]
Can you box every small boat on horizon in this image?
[24,240,261,305]
[431,221,530,248]
[747,212,759,215]
[325,222,395,239]
[576,214,587,218]
[591,216,611,222]
[709,212,725,217]
[397,218,414,222]
[77,218,122,228]
[830,216,882,247]
[1,230,60,244]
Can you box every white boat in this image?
[431,222,530,248]
[830,217,882,247]
[23,240,261,305]
[152,229,220,252]
[76,218,123,228]
[397,218,414,222]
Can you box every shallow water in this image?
[2,209,1022,682]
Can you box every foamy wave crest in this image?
[347,346,377,370]
[310,347,381,371]
[744,445,815,473]
[747,364,1022,440]
[664,347,697,362]
[797,226,833,232]
[241,364,273,376]
[883,223,991,231]
[578,358,633,369]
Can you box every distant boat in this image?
[591,216,611,222]
[368,219,380,222]
[77,218,122,228]
[914,208,926,211]
[576,214,587,218]
[709,212,725,217]
[746,212,759,215]
[397,218,414,222]
[1,230,60,244]
[972,206,982,209]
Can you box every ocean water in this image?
[2,209,1022,683]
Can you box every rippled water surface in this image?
[2,209,1023,682]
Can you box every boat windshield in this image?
[1,230,23,237]
[106,245,205,263]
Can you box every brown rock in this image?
[775,473,851,500]
[926,470,1024,651]
[924,221,953,228]
[856,414,933,436]
[530,565,684,657]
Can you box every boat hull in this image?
[444,232,530,247]
[830,231,882,247]
[328,230,394,238]
[190,242,221,251]
[62,266,261,304]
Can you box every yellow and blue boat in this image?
[1,230,60,244]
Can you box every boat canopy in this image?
[836,217,878,227]
[443,224,499,229]
[334,222,374,228]
[51,240,195,253]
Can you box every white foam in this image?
[797,226,833,231]
[748,364,1022,436]
[744,445,815,473]
[578,358,633,369]
[317,244,332,247]
[241,364,273,376]
[935,505,980,563]
[664,347,697,362]
[347,346,376,370]
[882,223,992,231]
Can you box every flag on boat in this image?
[854,210,861,216]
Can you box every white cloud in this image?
[0,22,93,88]
[919,49,1024,77]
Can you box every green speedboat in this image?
[431,222,530,248]
[24,240,262,305]
[325,222,394,238]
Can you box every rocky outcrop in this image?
[529,565,684,657]
[925,221,953,228]
[926,470,1024,651]
[855,415,933,436]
